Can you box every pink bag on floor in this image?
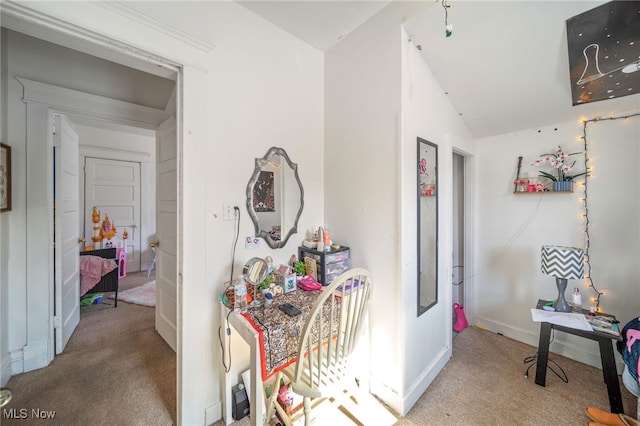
[453,303,469,332]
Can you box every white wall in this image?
[474,112,640,368]
[325,1,474,415]
[0,2,324,424]
[325,3,404,413]
[202,3,324,422]
[399,27,475,412]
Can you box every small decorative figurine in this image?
[535,183,545,192]
[91,207,103,248]
[100,214,117,241]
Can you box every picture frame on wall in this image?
[0,143,11,212]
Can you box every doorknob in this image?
[78,238,86,244]
[150,241,159,248]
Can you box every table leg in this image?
[249,330,265,426]
[598,338,624,414]
[535,322,552,386]
[221,307,233,425]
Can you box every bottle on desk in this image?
[572,287,582,313]
[233,275,248,314]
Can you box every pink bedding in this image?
[79,255,117,297]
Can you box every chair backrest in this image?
[292,268,372,395]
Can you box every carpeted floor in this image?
[217,326,637,426]
[2,271,176,426]
[4,280,636,425]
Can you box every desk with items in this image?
[533,299,624,414]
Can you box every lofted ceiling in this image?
[16,0,634,139]
[124,0,638,138]
[236,0,640,138]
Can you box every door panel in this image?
[85,158,141,271]
[54,114,80,354]
[155,115,177,351]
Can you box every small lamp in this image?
[541,245,584,312]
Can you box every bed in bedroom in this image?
[79,248,119,307]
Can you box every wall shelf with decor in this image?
[513,189,574,195]
[513,179,574,194]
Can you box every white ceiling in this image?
[122,1,640,138]
[237,0,640,138]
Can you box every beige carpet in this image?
[2,271,176,426]
[4,283,636,426]
[218,327,637,426]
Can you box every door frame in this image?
[452,148,475,322]
[9,19,184,424]
[80,150,154,273]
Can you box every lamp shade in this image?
[541,245,584,279]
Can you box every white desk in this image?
[220,290,321,426]
[220,305,266,426]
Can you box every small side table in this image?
[534,299,623,413]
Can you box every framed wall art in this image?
[1,143,11,212]
[566,1,640,105]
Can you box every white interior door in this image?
[155,115,177,351]
[54,114,80,354]
[84,158,141,271]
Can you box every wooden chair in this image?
[267,268,372,425]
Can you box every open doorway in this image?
[452,150,474,335]
[452,152,465,308]
[1,18,181,422]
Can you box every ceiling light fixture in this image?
[442,0,453,37]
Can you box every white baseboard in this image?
[369,344,452,418]
[369,379,403,418]
[205,401,222,426]
[21,340,50,373]
[402,346,452,416]
[9,349,24,376]
[1,351,14,387]
[474,317,625,372]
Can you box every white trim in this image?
[79,145,152,163]
[16,77,169,129]
[205,402,222,425]
[97,2,216,54]
[0,1,182,79]
[8,349,24,376]
[21,339,50,373]
[402,345,451,415]
[1,351,15,386]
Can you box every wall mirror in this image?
[246,147,304,249]
[418,137,438,316]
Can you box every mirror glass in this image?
[418,138,438,316]
[243,257,269,285]
[246,147,304,249]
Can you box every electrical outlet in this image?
[245,236,260,248]
[223,203,235,221]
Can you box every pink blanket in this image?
[80,255,117,297]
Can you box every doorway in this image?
[452,152,465,308]
[2,17,182,421]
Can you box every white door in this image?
[84,158,141,271]
[54,114,81,354]
[155,115,177,351]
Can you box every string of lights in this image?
[580,112,640,310]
